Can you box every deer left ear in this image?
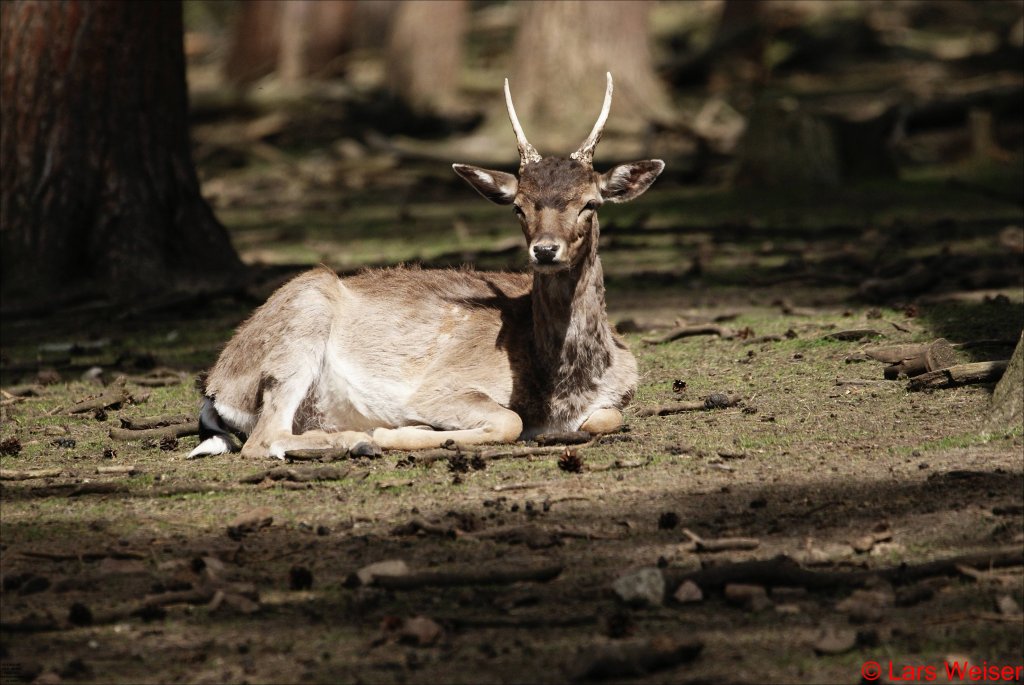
[598,160,665,203]
[452,164,518,205]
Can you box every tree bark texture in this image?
[988,332,1023,430]
[0,0,245,303]
[386,0,467,113]
[506,1,674,153]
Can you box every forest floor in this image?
[1,146,1022,684]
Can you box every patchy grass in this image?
[2,167,1022,684]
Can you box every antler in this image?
[504,78,542,170]
[570,72,613,167]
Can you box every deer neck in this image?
[530,228,614,387]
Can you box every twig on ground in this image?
[118,413,193,430]
[636,394,741,417]
[681,528,760,552]
[0,468,63,480]
[62,376,129,414]
[589,456,654,472]
[643,324,734,345]
[109,422,198,441]
[493,482,548,492]
[664,547,1024,594]
[96,465,137,475]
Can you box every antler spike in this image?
[504,78,542,170]
[570,72,613,167]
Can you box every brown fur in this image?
[198,77,663,458]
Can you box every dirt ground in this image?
[2,143,1024,683]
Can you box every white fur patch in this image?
[215,401,256,435]
[187,436,233,459]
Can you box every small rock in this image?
[724,584,771,611]
[836,589,892,623]
[812,625,858,655]
[672,580,703,604]
[227,506,274,540]
[996,595,1021,616]
[397,616,443,647]
[351,559,410,587]
[36,368,62,385]
[612,567,665,607]
[81,367,105,384]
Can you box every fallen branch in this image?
[479,444,584,460]
[907,360,1009,391]
[664,548,1023,594]
[865,338,957,379]
[636,394,741,417]
[682,528,760,553]
[590,457,654,472]
[535,431,592,446]
[239,465,351,484]
[64,376,129,414]
[493,482,548,492]
[822,329,883,342]
[372,564,563,590]
[109,422,198,441]
[118,413,193,430]
[125,371,187,387]
[96,465,137,475]
[835,378,889,386]
[0,468,63,480]
[2,384,45,397]
[643,324,733,345]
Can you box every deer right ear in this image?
[452,164,518,205]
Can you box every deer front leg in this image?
[371,392,523,450]
[579,407,623,434]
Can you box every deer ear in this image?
[452,164,518,205]
[598,160,665,203]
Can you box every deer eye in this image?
[513,204,525,218]
[581,200,599,214]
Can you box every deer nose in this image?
[532,244,560,264]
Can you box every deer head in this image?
[453,73,664,273]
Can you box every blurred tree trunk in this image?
[988,333,1023,429]
[506,1,674,153]
[225,0,353,88]
[386,0,467,113]
[0,0,245,306]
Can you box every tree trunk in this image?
[988,332,1024,430]
[224,1,353,88]
[505,1,674,154]
[0,0,246,305]
[386,0,467,113]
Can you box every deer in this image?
[189,73,664,460]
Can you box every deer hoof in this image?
[351,441,382,458]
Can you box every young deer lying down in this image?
[190,73,664,459]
